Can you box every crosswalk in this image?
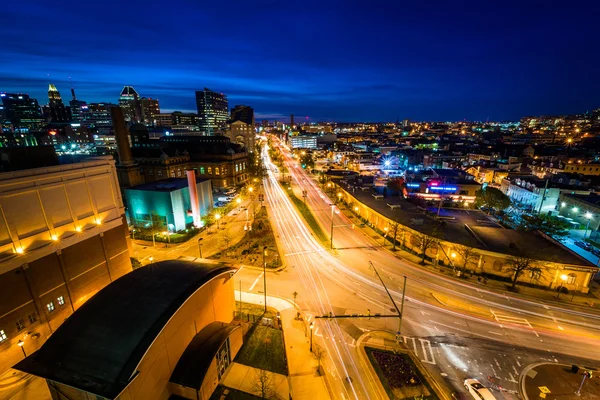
[491,310,539,337]
[402,336,436,365]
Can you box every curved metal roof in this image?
[14,260,237,399]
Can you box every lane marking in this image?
[248,272,264,291]
[488,331,504,336]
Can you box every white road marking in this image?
[508,373,518,383]
[249,272,264,291]
[558,326,564,331]
[314,327,323,337]
[516,360,522,367]
[420,310,431,316]
[419,339,436,365]
[491,309,539,336]
[512,365,519,375]
[488,331,504,336]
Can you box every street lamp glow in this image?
[15,247,24,254]
[451,252,457,258]
[51,234,59,241]
[561,202,566,208]
[75,226,82,232]
[560,274,568,281]
[215,213,221,220]
[585,212,592,219]
[354,206,359,212]
[236,198,241,205]
[17,339,24,347]
[248,187,253,193]
[572,207,579,213]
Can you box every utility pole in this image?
[369,261,407,340]
[537,179,549,214]
[263,246,268,313]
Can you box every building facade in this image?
[226,120,255,152]
[195,88,228,135]
[0,156,132,376]
[44,84,69,123]
[230,105,254,126]
[0,93,45,132]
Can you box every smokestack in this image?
[187,170,201,228]
[111,107,134,165]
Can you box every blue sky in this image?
[1,0,598,122]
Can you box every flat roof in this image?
[126,176,211,192]
[14,260,237,399]
[562,194,600,208]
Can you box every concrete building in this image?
[230,105,254,126]
[0,156,132,377]
[558,193,600,232]
[196,88,228,136]
[15,260,241,400]
[226,120,255,152]
[290,135,317,149]
[125,176,213,231]
[564,163,600,176]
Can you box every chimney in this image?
[111,107,134,165]
[187,170,201,228]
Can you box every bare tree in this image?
[454,244,479,272]
[251,369,275,399]
[414,232,440,265]
[221,230,232,253]
[506,253,541,290]
[313,344,327,376]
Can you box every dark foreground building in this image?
[15,260,241,400]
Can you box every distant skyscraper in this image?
[139,98,160,125]
[46,84,69,122]
[231,105,254,126]
[119,85,140,122]
[0,92,45,131]
[290,113,294,129]
[69,87,89,125]
[195,88,228,135]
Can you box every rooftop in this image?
[14,260,237,399]
[126,176,211,192]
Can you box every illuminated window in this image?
[0,330,6,343]
[235,164,239,173]
[28,313,37,324]
[57,296,65,306]
[157,170,163,176]
[47,301,55,313]
[208,167,212,174]
[215,168,220,175]
[16,318,25,331]
[200,167,205,174]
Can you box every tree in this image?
[251,369,275,399]
[313,344,327,376]
[506,253,541,290]
[130,257,143,270]
[414,231,440,264]
[300,152,315,170]
[474,187,511,212]
[520,215,570,240]
[453,244,479,272]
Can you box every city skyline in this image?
[2,1,599,122]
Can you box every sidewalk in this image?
[221,363,289,399]
[520,363,600,400]
[235,291,331,400]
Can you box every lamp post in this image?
[263,246,268,313]
[556,274,568,299]
[309,322,314,352]
[198,238,203,258]
[17,340,26,357]
[215,213,221,230]
[149,256,154,264]
[383,227,389,246]
[584,212,592,239]
[132,229,136,242]
[236,197,242,213]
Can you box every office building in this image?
[290,135,317,149]
[118,85,139,122]
[230,105,254,126]
[195,88,228,135]
[139,97,160,125]
[0,156,132,377]
[45,84,69,122]
[0,93,45,131]
[87,102,115,134]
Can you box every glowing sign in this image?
[49,131,57,136]
[429,181,439,186]
[429,186,457,191]
[406,183,420,188]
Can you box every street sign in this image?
[539,393,546,398]
[538,386,551,394]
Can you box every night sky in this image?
[1,0,598,122]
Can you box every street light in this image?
[198,238,203,258]
[556,274,568,299]
[263,246,268,313]
[309,322,314,352]
[149,256,154,264]
[215,213,221,229]
[17,339,26,357]
[572,207,579,213]
[584,212,593,238]
[383,227,389,246]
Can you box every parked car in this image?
[464,379,497,400]
[575,241,593,251]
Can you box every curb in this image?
[518,362,560,400]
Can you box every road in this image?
[262,139,600,399]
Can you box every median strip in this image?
[279,181,329,244]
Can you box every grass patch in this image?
[236,301,278,320]
[365,347,437,400]
[210,385,263,400]
[280,183,328,243]
[235,325,288,375]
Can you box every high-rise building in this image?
[195,88,228,135]
[231,105,254,126]
[88,103,116,134]
[45,84,69,122]
[118,86,159,125]
[0,93,45,131]
[68,87,89,125]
